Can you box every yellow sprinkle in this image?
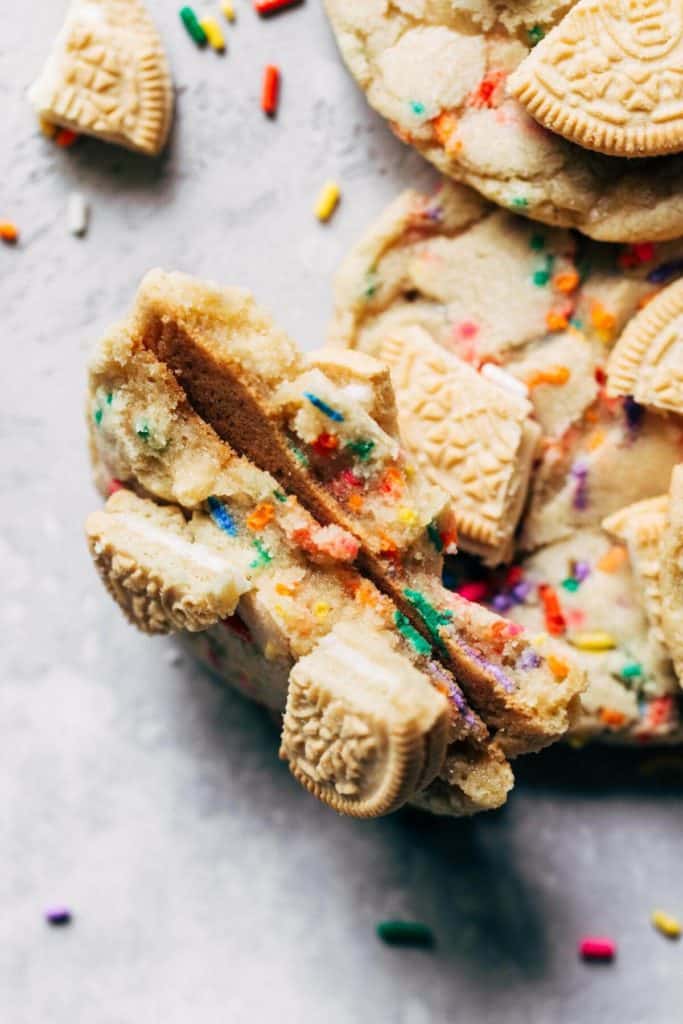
[397,507,418,526]
[199,16,225,50]
[651,910,681,939]
[221,0,235,20]
[39,117,57,138]
[586,429,605,451]
[570,631,616,652]
[405,464,416,478]
[314,180,341,222]
[313,601,330,619]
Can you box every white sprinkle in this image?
[481,362,529,398]
[67,192,89,236]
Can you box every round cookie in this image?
[324,0,683,241]
[331,181,683,743]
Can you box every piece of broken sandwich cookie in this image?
[126,269,585,758]
[86,318,512,817]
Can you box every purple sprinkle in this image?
[573,560,591,582]
[492,593,513,612]
[646,259,683,284]
[511,581,533,603]
[425,204,443,223]
[570,460,589,510]
[519,649,542,671]
[623,394,645,430]
[570,460,588,479]
[45,906,72,926]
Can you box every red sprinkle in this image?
[579,937,616,961]
[54,128,79,148]
[106,478,123,496]
[254,0,300,13]
[261,65,280,116]
[456,581,488,603]
[538,584,566,635]
[312,432,339,456]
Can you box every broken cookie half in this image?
[126,269,586,757]
[29,0,173,156]
[85,319,513,818]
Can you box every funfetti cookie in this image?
[127,268,585,758]
[508,0,683,158]
[29,0,173,156]
[86,318,513,818]
[331,182,683,553]
[324,0,683,241]
[471,525,682,743]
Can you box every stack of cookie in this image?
[82,0,683,816]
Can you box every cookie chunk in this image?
[127,268,586,756]
[29,0,173,155]
[324,0,683,240]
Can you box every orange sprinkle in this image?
[246,502,275,531]
[432,111,461,155]
[590,301,616,341]
[546,310,569,332]
[548,655,569,681]
[637,289,661,309]
[597,545,627,573]
[552,269,580,294]
[538,584,566,636]
[600,708,626,728]
[54,128,79,148]
[275,582,296,597]
[347,492,364,512]
[586,429,605,451]
[583,408,600,423]
[380,466,404,498]
[355,579,379,609]
[0,222,19,244]
[527,365,571,389]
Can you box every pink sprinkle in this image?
[107,478,123,496]
[457,321,479,340]
[456,581,488,603]
[579,937,616,961]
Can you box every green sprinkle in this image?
[404,589,452,648]
[427,521,443,552]
[289,442,309,466]
[179,6,207,45]
[136,420,151,441]
[533,270,549,286]
[570,317,584,330]
[561,577,580,592]
[346,438,375,462]
[528,24,545,45]
[530,233,545,251]
[410,100,426,117]
[511,197,528,209]
[394,611,432,658]
[621,662,643,680]
[250,538,273,569]
[273,489,287,503]
[364,271,379,299]
[377,920,435,947]
[93,407,103,426]
[105,391,113,405]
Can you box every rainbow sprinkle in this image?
[304,392,344,422]
[249,538,273,568]
[208,496,237,536]
[394,611,432,657]
[346,438,374,461]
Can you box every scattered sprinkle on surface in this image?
[377,920,435,947]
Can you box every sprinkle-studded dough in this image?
[124,268,586,757]
[29,0,173,156]
[607,278,683,416]
[333,181,683,742]
[86,316,513,817]
[509,0,683,158]
[660,466,683,687]
[324,0,683,241]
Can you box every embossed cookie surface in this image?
[280,621,449,817]
[29,0,173,156]
[86,489,251,634]
[375,325,540,565]
[509,0,683,157]
[607,278,683,415]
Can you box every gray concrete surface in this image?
[1,3,682,1022]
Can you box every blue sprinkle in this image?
[303,392,344,422]
[647,259,683,284]
[624,395,645,430]
[410,100,426,116]
[208,496,237,536]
